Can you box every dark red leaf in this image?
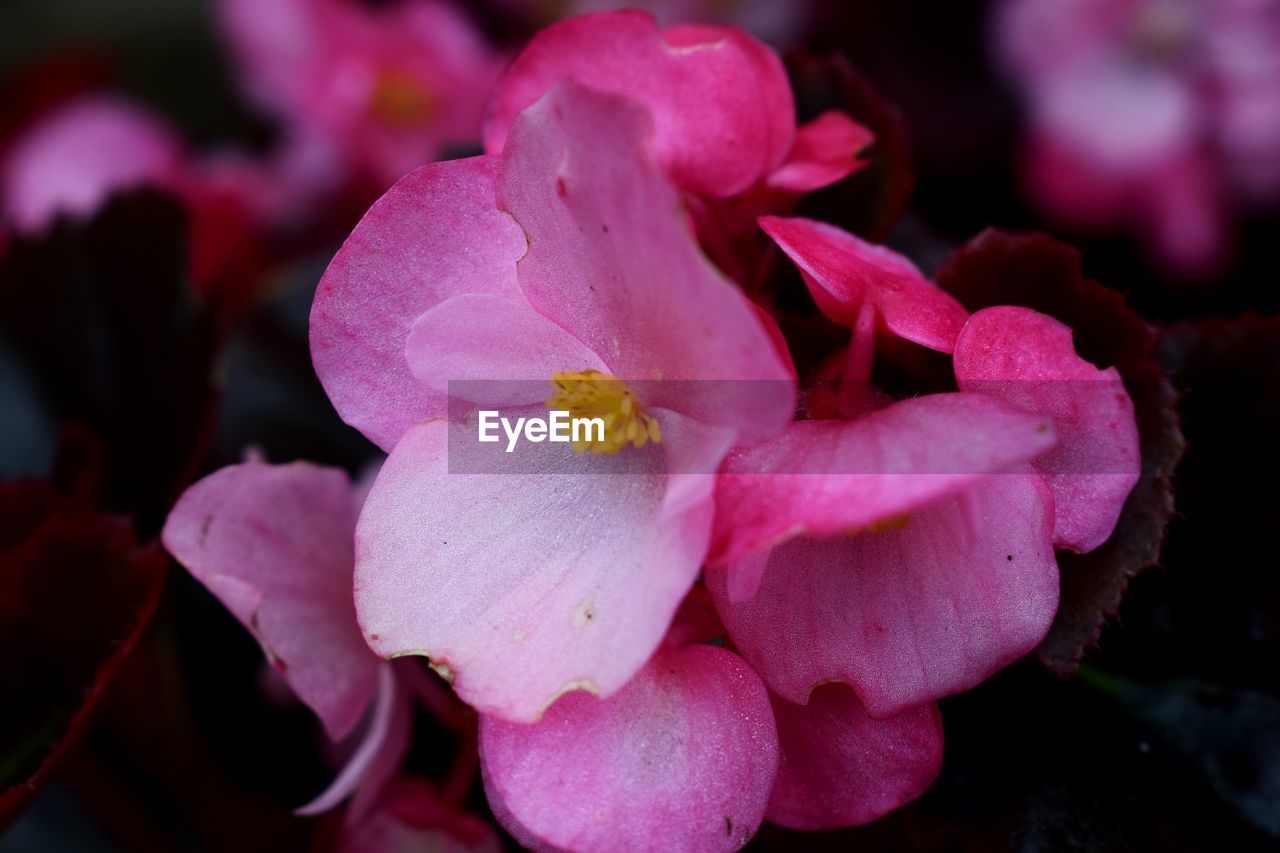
[0,191,217,535]
[0,482,167,828]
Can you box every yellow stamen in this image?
[371,68,438,129]
[547,370,661,455]
[847,513,911,536]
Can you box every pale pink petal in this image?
[479,645,778,851]
[767,111,875,194]
[760,215,969,353]
[162,462,379,739]
[767,684,942,830]
[2,95,184,231]
[405,293,607,409]
[297,664,410,819]
[354,420,712,723]
[497,81,795,444]
[709,393,1058,570]
[310,155,526,451]
[708,469,1059,717]
[953,306,1140,552]
[484,10,794,197]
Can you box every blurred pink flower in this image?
[217,0,505,188]
[0,94,183,232]
[0,93,281,296]
[994,0,1280,273]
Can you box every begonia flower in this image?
[217,0,504,188]
[993,0,1280,273]
[313,80,795,723]
[150,10,1159,849]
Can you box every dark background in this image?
[0,1,1277,850]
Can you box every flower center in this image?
[547,370,661,455]
[847,513,911,536]
[371,68,437,129]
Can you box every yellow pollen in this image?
[547,369,661,455]
[371,68,438,129]
[847,513,911,536]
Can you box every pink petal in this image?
[709,393,1058,571]
[953,306,1140,552]
[767,684,942,830]
[162,462,379,740]
[219,0,502,185]
[484,10,794,197]
[760,215,969,353]
[767,110,875,194]
[354,420,713,723]
[405,293,607,408]
[496,81,795,444]
[296,664,411,820]
[216,0,325,117]
[2,95,184,231]
[708,469,1059,717]
[310,155,527,451]
[479,644,778,851]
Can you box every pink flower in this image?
[217,0,504,188]
[1,95,183,232]
[993,0,1280,273]
[313,79,795,724]
[159,12,1148,848]
[0,93,279,295]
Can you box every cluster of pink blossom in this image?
[0,0,504,292]
[994,0,1280,274]
[161,11,1141,851]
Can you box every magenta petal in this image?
[310,155,526,451]
[484,10,794,197]
[708,470,1059,716]
[479,645,778,851]
[163,462,379,739]
[760,215,969,353]
[354,420,711,722]
[709,393,1058,568]
[405,293,606,407]
[767,684,942,830]
[767,111,875,194]
[496,82,795,443]
[954,306,1140,552]
[2,95,184,231]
